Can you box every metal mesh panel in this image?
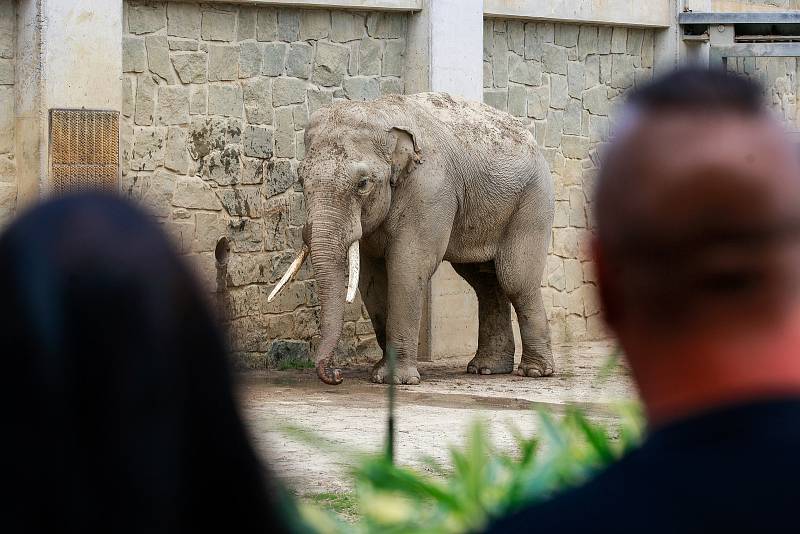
[49,109,120,194]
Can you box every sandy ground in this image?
[239,341,637,495]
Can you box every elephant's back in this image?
[401,93,552,265]
[405,93,539,159]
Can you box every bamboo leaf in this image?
[568,408,615,464]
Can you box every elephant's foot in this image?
[371,358,421,385]
[516,353,555,378]
[466,352,514,375]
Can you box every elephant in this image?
[269,92,555,385]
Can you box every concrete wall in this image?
[484,0,671,27]
[483,19,656,343]
[0,0,15,227]
[44,1,123,111]
[121,1,406,368]
[180,0,422,9]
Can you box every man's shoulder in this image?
[485,452,651,533]
[485,399,800,533]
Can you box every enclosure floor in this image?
[239,341,636,495]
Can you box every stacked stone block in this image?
[0,0,15,227]
[725,0,800,8]
[483,19,655,341]
[121,1,406,368]
[728,56,800,129]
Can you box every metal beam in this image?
[713,42,800,58]
[709,42,800,69]
[679,12,800,25]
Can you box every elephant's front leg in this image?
[371,247,438,385]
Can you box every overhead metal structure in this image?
[678,12,800,25]
[678,11,800,69]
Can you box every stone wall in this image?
[121,1,406,368]
[707,0,800,10]
[728,57,800,130]
[483,19,655,341]
[0,0,15,227]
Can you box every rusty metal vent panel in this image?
[49,109,120,195]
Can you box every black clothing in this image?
[487,398,800,533]
[0,194,290,533]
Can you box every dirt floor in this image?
[239,341,636,495]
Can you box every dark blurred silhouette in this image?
[0,194,292,533]
[488,68,800,533]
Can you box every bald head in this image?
[595,69,800,336]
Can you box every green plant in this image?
[304,492,360,523]
[293,404,643,534]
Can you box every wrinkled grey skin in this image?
[298,92,554,385]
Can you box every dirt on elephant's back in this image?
[407,92,534,150]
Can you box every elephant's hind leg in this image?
[495,195,555,378]
[452,262,516,375]
[507,287,554,377]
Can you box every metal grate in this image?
[49,109,120,195]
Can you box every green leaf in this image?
[568,408,615,464]
[355,457,464,512]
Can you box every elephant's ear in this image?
[389,127,421,187]
[304,111,327,149]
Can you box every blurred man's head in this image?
[594,68,800,424]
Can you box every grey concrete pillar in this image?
[15,0,123,204]
[405,0,484,361]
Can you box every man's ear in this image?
[389,127,421,187]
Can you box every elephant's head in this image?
[268,100,421,384]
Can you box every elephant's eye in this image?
[356,177,373,195]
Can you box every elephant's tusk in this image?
[346,241,360,303]
[267,245,309,302]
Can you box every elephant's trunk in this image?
[308,216,360,385]
[270,205,361,385]
[313,247,345,384]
